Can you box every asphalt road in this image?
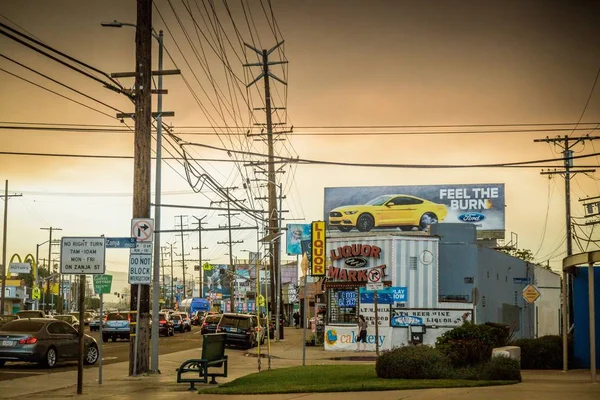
[0,325,211,382]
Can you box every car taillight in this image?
[18,337,38,345]
[160,320,166,324]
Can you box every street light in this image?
[35,239,60,311]
[101,19,165,374]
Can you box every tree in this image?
[85,297,100,310]
[498,247,535,262]
[18,266,50,288]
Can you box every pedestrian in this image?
[356,315,368,351]
[293,311,300,328]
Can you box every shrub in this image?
[510,335,569,369]
[376,345,451,379]
[435,322,509,367]
[479,356,521,381]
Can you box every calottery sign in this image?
[324,183,505,238]
[311,221,326,276]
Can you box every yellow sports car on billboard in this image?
[328,194,448,232]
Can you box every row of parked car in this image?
[0,310,97,331]
[198,312,276,350]
[100,309,193,342]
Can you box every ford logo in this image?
[344,257,367,268]
[458,212,486,223]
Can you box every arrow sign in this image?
[131,218,154,242]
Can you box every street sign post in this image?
[60,237,106,275]
[366,283,384,291]
[131,218,154,242]
[93,275,113,294]
[106,237,137,249]
[128,242,152,285]
[92,273,112,386]
[522,284,541,303]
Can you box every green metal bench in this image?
[176,333,228,390]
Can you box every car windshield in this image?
[0,315,18,322]
[205,315,221,324]
[158,313,168,320]
[171,315,181,321]
[107,313,128,321]
[1,320,45,332]
[365,195,393,206]
[220,315,251,329]
[17,311,43,319]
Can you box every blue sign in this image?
[336,290,357,307]
[360,286,407,304]
[513,277,530,284]
[106,237,137,248]
[391,315,423,327]
[391,287,408,302]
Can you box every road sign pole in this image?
[77,275,85,395]
[99,292,103,384]
[374,289,379,355]
[133,284,141,376]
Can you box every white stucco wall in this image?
[533,267,561,337]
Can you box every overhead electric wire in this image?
[156,1,266,219]
[179,139,600,168]
[0,67,117,120]
[569,64,600,137]
[5,124,600,136]
[0,54,126,114]
[0,21,127,95]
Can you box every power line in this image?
[0,54,126,114]
[180,138,600,168]
[0,21,127,95]
[569,65,600,137]
[0,67,117,120]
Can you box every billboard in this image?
[286,224,311,255]
[324,184,504,237]
[203,264,231,298]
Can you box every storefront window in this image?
[328,287,358,324]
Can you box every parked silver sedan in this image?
[0,318,98,368]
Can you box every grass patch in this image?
[199,365,517,394]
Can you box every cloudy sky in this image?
[1,0,600,298]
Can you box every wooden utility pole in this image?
[129,0,152,376]
[193,216,208,298]
[535,134,597,372]
[214,188,244,312]
[244,41,288,339]
[40,226,62,312]
[175,215,189,298]
[0,180,22,315]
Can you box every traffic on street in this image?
[2,318,228,382]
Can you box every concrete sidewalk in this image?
[0,327,597,399]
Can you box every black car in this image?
[158,313,174,337]
[0,318,98,368]
[200,314,222,335]
[216,313,264,349]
